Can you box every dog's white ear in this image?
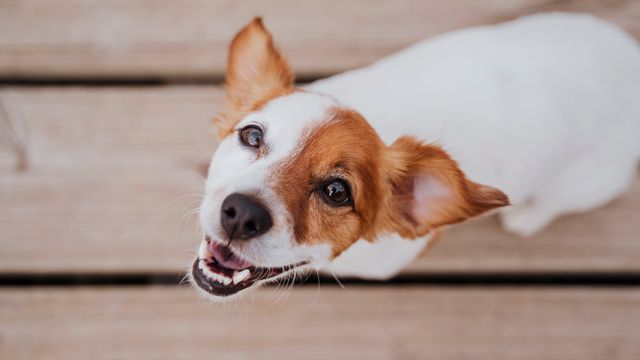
[378,136,509,238]
[215,17,294,136]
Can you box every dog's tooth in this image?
[233,269,251,284]
[213,273,223,283]
[222,276,232,286]
[216,274,227,285]
[202,265,217,280]
[198,241,212,259]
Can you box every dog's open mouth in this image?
[191,236,307,297]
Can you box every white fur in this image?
[312,13,640,277]
[328,235,431,280]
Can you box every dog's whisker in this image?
[267,271,294,306]
[329,270,346,290]
[162,194,203,224]
[269,279,288,306]
[179,272,192,286]
[177,207,200,230]
[303,269,322,312]
[180,198,204,214]
[280,271,299,304]
[164,193,203,210]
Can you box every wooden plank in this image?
[1,286,640,359]
[1,87,639,273]
[0,87,219,272]
[1,0,639,79]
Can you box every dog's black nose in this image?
[220,193,273,241]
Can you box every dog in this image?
[190,13,640,301]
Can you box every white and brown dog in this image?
[191,13,640,300]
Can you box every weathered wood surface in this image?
[1,286,639,360]
[1,87,639,273]
[1,0,639,79]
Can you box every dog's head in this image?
[191,18,509,300]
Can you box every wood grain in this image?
[1,0,638,79]
[1,286,639,359]
[0,87,219,272]
[1,87,639,273]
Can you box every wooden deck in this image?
[1,1,640,359]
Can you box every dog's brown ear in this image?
[215,17,294,136]
[376,136,509,238]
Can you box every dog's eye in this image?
[239,126,263,148]
[321,179,352,206]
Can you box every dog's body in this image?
[313,13,640,278]
[191,13,640,300]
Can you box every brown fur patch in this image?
[214,17,294,137]
[273,108,387,256]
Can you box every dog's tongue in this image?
[208,241,253,270]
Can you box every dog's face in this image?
[191,18,509,300]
